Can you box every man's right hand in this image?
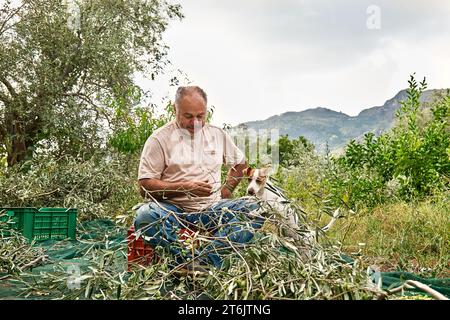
[181,181,213,197]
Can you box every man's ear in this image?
[242,167,253,177]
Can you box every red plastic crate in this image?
[127,225,156,271]
[178,228,200,246]
[127,225,199,271]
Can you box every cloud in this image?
[142,0,450,125]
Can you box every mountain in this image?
[236,89,446,153]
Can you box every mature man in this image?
[134,86,263,270]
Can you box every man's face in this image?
[175,93,207,135]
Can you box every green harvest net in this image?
[1,219,449,300]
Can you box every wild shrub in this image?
[333,75,450,208]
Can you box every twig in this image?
[20,189,59,200]
[19,255,48,271]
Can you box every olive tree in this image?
[0,0,182,166]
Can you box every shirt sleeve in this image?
[138,137,166,180]
[222,129,246,168]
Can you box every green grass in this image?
[329,194,450,278]
[276,162,449,279]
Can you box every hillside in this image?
[237,89,446,152]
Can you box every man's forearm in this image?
[221,163,247,197]
[139,179,186,200]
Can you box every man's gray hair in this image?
[175,86,207,107]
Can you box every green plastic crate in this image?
[0,207,77,241]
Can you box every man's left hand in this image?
[221,187,232,199]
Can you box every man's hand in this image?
[221,187,233,199]
[182,181,213,197]
[220,162,247,199]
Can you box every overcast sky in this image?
[140,0,450,126]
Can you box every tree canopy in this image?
[0,0,182,166]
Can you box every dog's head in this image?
[243,166,271,197]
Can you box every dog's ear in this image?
[260,168,268,177]
[260,164,272,177]
[243,167,253,177]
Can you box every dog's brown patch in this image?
[243,167,254,177]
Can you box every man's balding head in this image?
[174,86,208,135]
[175,86,207,108]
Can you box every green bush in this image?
[109,90,175,154]
[0,153,140,222]
[333,75,450,208]
[278,134,315,168]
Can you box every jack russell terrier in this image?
[243,166,340,242]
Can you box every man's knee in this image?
[134,202,169,229]
[244,199,260,211]
[216,198,259,210]
[230,198,260,212]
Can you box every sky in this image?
[139,0,450,127]
[3,0,450,126]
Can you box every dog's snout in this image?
[248,188,255,196]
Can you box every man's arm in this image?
[139,179,212,201]
[221,162,248,199]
